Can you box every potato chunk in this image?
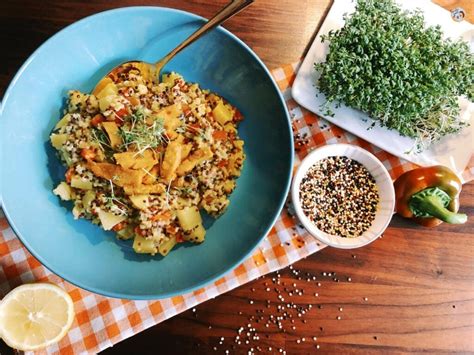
[70,176,93,190]
[176,206,206,243]
[53,182,72,201]
[97,209,126,231]
[54,114,71,130]
[129,194,149,210]
[158,236,177,256]
[133,235,157,255]
[50,134,69,149]
[212,101,233,125]
[176,206,201,231]
[95,81,118,99]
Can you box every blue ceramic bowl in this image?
[0,7,293,299]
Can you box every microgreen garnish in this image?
[314,0,473,151]
[120,107,167,154]
[91,128,111,151]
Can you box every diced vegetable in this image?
[70,176,93,190]
[181,143,193,161]
[183,224,206,243]
[212,130,228,140]
[50,134,69,149]
[80,148,96,161]
[176,206,202,231]
[158,236,177,256]
[82,190,96,209]
[65,167,74,183]
[129,194,149,210]
[92,77,113,96]
[72,205,82,219]
[228,150,245,177]
[91,114,105,127]
[53,182,72,201]
[150,211,173,222]
[223,180,236,194]
[97,209,127,231]
[59,149,73,166]
[176,207,206,242]
[116,224,135,240]
[99,95,115,111]
[224,123,237,133]
[95,82,118,99]
[133,235,157,254]
[102,121,122,148]
[233,140,244,150]
[54,114,71,130]
[212,101,234,125]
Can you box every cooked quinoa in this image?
[51,64,245,256]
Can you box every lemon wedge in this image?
[0,283,74,351]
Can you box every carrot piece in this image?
[217,160,228,168]
[212,130,228,140]
[80,148,96,161]
[65,167,74,183]
[233,108,243,122]
[134,226,147,236]
[166,225,179,235]
[150,211,172,222]
[112,222,126,232]
[176,233,185,243]
[91,114,105,127]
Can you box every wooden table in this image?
[1,0,473,353]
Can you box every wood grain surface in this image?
[0,0,473,354]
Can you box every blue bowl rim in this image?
[0,6,294,299]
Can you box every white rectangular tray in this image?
[292,0,474,175]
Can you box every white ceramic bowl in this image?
[291,144,395,249]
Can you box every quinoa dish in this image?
[50,64,245,256]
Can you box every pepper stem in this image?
[409,187,467,224]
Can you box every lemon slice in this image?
[0,283,74,351]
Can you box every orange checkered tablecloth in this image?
[1,62,473,354]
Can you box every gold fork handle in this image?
[155,0,254,74]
